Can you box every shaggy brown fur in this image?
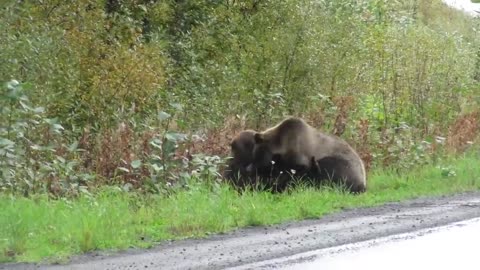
[252,117,367,193]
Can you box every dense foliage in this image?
[1,0,479,195]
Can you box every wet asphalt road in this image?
[3,192,480,270]
[240,217,480,270]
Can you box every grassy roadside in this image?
[1,154,480,263]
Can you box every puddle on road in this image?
[280,218,480,270]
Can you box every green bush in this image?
[0,0,479,195]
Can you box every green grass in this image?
[1,155,480,263]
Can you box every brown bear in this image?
[250,117,367,193]
[311,156,366,193]
[223,130,257,187]
[224,130,310,192]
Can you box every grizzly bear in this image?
[250,117,367,193]
[224,130,310,192]
[311,156,366,193]
[223,130,257,187]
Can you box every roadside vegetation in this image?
[2,154,480,263]
[1,0,480,263]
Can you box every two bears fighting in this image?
[224,117,367,193]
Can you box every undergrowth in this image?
[0,0,479,197]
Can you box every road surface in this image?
[239,217,480,270]
[3,191,480,270]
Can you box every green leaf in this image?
[150,154,162,161]
[162,140,176,155]
[123,183,133,192]
[0,138,15,147]
[52,124,64,132]
[138,4,148,12]
[158,111,171,121]
[79,186,91,195]
[30,144,43,151]
[150,139,162,149]
[6,80,20,90]
[6,88,22,100]
[19,101,32,111]
[67,161,78,170]
[151,163,163,172]
[165,132,187,142]
[33,107,45,114]
[68,141,79,152]
[170,103,183,111]
[44,118,56,125]
[131,160,142,169]
[56,156,66,163]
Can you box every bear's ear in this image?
[254,133,265,143]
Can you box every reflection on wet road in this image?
[277,218,480,270]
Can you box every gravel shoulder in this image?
[4,191,480,270]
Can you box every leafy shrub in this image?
[0,80,90,196]
[1,0,479,196]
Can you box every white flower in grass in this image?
[290,169,296,175]
[271,160,276,165]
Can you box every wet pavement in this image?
[246,217,480,270]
